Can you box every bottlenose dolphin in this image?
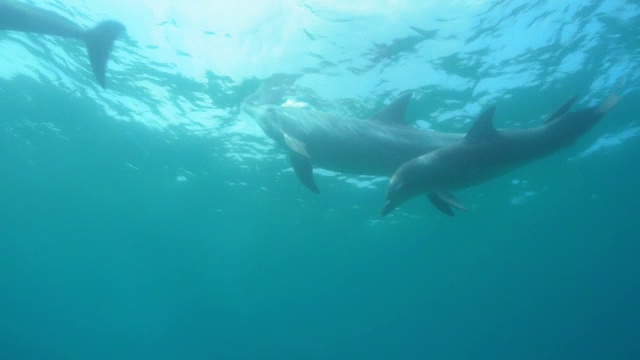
[243,93,464,193]
[0,0,125,88]
[381,90,621,217]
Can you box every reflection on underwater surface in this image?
[1,0,640,359]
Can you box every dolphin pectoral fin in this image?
[465,106,497,141]
[544,96,578,124]
[436,190,469,212]
[290,155,319,193]
[283,132,318,192]
[84,20,126,88]
[427,193,455,217]
[283,132,310,158]
[428,191,468,216]
[369,92,412,125]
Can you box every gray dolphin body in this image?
[243,93,464,193]
[0,0,125,88]
[381,91,621,217]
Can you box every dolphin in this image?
[0,0,125,88]
[243,93,464,193]
[381,90,621,217]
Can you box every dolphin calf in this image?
[381,90,621,217]
[243,93,464,193]
[0,0,125,88]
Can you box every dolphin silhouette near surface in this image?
[243,93,464,193]
[381,89,621,217]
[0,0,125,88]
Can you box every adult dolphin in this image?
[243,93,464,193]
[381,90,621,217]
[0,0,125,88]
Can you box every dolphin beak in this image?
[380,199,397,217]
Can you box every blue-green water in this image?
[1,1,640,359]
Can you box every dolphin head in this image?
[381,150,470,217]
[381,156,432,217]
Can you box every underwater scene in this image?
[1,0,639,359]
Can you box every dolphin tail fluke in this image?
[84,20,126,88]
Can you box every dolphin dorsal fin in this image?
[465,106,497,141]
[544,96,578,124]
[370,92,412,125]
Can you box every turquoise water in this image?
[1,0,640,359]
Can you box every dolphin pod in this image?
[381,90,621,217]
[0,1,626,218]
[0,0,125,88]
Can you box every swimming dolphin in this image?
[243,93,464,193]
[381,90,621,217]
[0,0,125,88]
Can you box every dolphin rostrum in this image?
[0,0,125,88]
[243,93,464,193]
[381,90,621,217]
